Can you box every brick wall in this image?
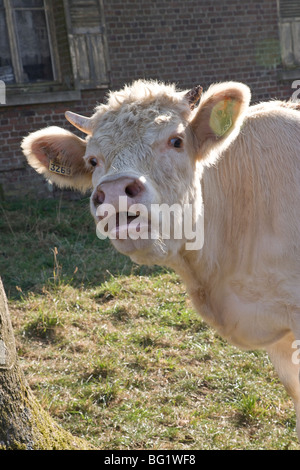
[105,0,292,101]
[0,0,296,199]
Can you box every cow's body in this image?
[191,102,300,349]
[22,80,300,442]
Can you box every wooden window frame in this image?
[3,0,60,86]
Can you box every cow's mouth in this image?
[97,211,150,240]
[116,212,140,229]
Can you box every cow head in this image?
[22,80,250,265]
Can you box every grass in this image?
[0,197,299,450]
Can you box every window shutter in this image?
[278,0,300,68]
[64,0,110,89]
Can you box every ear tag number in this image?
[49,160,72,176]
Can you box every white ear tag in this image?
[49,156,72,176]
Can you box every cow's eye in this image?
[169,137,183,149]
[88,157,98,167]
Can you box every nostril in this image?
[93,189,105,206]
[125,180,144,198]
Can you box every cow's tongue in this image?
[116,212,140,231]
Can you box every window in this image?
[278,0,300,70]
[0,0,109,104]
[0,0,58,84]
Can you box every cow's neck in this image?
[166,163,238,329]
[168,246,220,329]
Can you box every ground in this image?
[0,197,298,450]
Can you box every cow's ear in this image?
[22,127,92,192]
[189,82,251,163]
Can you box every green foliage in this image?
[0,198,298,449]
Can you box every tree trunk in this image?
[0,278,93,450]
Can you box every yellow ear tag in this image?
[210,98,237,137]
[49,159,72,176]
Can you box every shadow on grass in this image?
[0,197,165,299]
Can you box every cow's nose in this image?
[92,176,145,208]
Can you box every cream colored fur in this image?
[22,79,300,442]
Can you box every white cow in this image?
[22,80,300,441]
